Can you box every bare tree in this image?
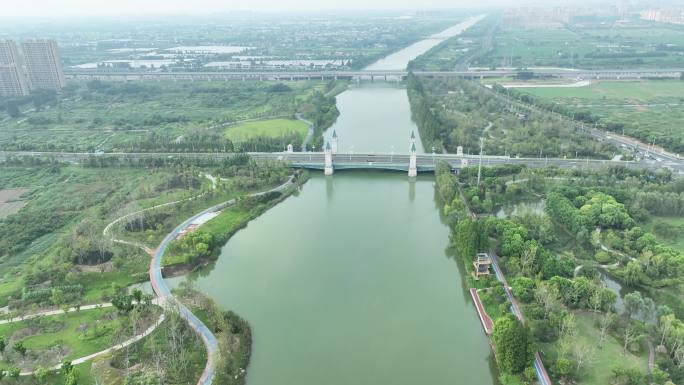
[599,312,615,348]
[519,242,537,276]
[535,282,560,320]
[589,290,603,313]
[573,341,595,371]
[623,323,638,354]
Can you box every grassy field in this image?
[519,80,684,100]
[0,81,328,152]
[225,118,308,143]
[0,306,159,372]
[478,21,684,69]
[540,311,648,385]
[517,80,684,153]
[646,216,684,253]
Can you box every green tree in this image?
[492,315,535,374]
[61,360,74,375]
[12,340,26,357]
[0,335,5,352]
[555,357,572,377]
[8,366,20,379]
[511,277,536,303]
[65,370,78,385]
[453,218,479,261]
[132,289,143,304]
[34,365,49,383]
[624,261,642,287]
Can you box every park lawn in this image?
[0,307,122,370]
[541,311,648,385]
[224,118,308,143]
[78,259,151,304]
[646,216,684,253]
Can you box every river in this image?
[177,16,496,385]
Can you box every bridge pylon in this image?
[331,130,338,154]
[324,142,334,175]
[408,143,417,177]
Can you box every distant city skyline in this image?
[2,0,649,19]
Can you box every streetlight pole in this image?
[477,137,484,187]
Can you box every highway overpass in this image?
[2,151,680,174]
[64,68,684,82]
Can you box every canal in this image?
[180,15,496,385]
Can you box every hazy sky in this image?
[6,0,596,19]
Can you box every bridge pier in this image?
[324,142,334,175]
[408,143,417,177]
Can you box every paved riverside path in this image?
[0,303,115,325]
[490,252,552,385]
[148,176,296,385]
[469,288,494,334]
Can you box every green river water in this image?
[180,16,497,385]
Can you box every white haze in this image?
[5,0,618,19]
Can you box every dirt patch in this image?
[0,188,27,201]
[0,188,28,219]
[76,261,114,273]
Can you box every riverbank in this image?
[162,172,305,272]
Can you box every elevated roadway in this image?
[2,151,680,174]
[64,68,684,82]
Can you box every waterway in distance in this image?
[172,15,497,385]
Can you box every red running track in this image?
[469,288,494,335]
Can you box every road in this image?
[2,150,680,173]
[479,83,683,168]
[64,68,684,81]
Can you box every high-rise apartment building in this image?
[0,40,30,97]
[21,39,66,91]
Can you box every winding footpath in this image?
[0,300,164,377]
[298,113,315,152]
[145,175,297,385]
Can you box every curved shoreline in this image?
[149,175,297,385]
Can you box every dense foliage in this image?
[408,75,615,158]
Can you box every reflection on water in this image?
[495,200,546,219]
[409,178,416,202]
[599,270,625,314]
[186,174,496,385]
